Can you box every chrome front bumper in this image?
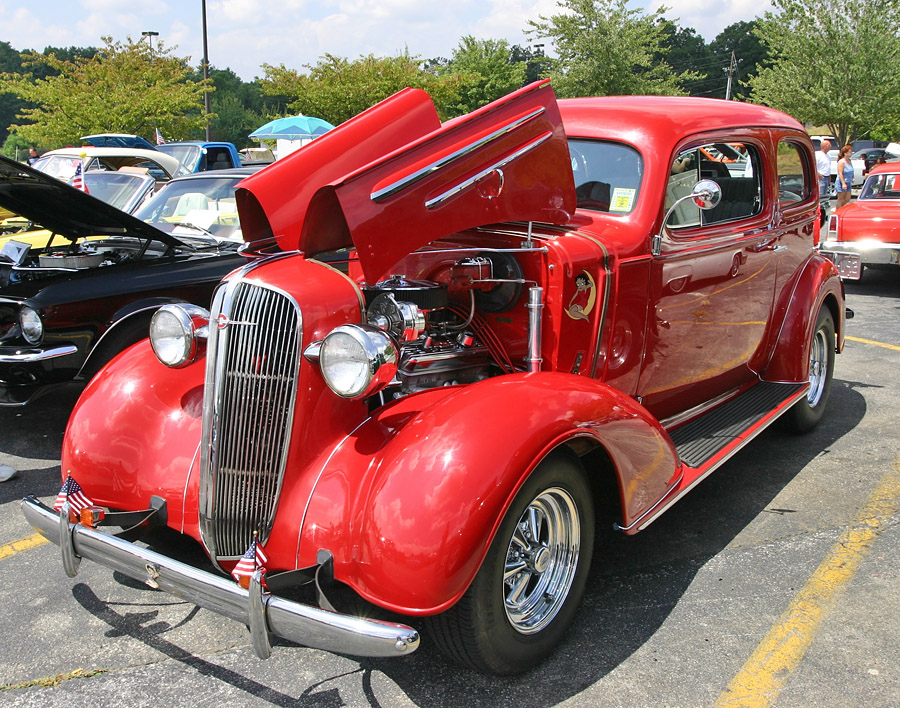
[0,344,77,363]
[21,496,419,659]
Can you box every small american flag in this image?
[154,127,165,145]
[54,475,94,513]
[71,161,88,194]
[231,535,268,584]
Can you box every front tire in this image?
[783,306,835,433]
[428,451,595,674]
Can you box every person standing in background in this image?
[816,139,832,198]
[835,144,854,208]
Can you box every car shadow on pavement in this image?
[53,380,867,708]
[363,379,868,707]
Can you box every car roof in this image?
[41,147,182,176]
[164,165,266,182]
[559,96,807,156]
[866,163,900,176]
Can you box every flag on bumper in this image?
[54,474,93,513]
[231,535,268,584]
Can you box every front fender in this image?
[62,339,206,536]
[764,252,844,383]
[297,372,678,615]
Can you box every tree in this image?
[750,0,900,144]
[260,53,461,125]
[709,21,770,101]
[658,23,722,97]
[439,36,527,116]
[0,36,211,148]
[527,0,699,97]
[0,42,24,146]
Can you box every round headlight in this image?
[150,304,209,368]
[319,324,399,399]
[19,306,43,345]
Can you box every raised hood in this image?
[0,154,179,246]
[235,80,576,283]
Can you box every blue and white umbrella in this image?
[249,115,335,141]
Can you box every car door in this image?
[637,134,780,421]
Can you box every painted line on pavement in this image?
[846,335,900,352]
[714,456,900,708]
[0,533,48,561]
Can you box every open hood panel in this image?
[0,154,178,246]
[236,81,576,283]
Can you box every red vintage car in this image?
[822,161,900,274]
[23,81,848,675]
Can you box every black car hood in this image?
[0,154,183,247]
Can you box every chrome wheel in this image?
[503,487,580,634]
[807,325,829,406]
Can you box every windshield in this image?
[134,176,245,241]
[81,172,152,212]
[858,172,900,200]
[31,155,82,180]
[567,139,643,215]
[157,144,202,172]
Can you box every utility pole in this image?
[725,51,737,100]
[201,0,211,140]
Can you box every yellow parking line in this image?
[0,533,48,561]
[846,335,900,352]
[714,458,900,707]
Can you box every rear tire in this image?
[783,306,835,433]
[427,451,594,674]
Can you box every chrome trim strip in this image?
[22,496,419,659]
[424,132,553,209]
[181,442,201,534]
[0,344,77,363]
[370,107,546,203]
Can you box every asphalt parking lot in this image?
[0,270,898,708]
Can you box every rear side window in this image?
[777,141,811,205]
[666,142,762,228]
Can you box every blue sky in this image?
[1,0,762,81]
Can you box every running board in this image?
[670,381,806,468]
[618,381,808,534]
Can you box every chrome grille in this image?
[201,279,301,559]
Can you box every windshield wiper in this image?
[176,221,214,236]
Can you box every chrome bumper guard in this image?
[21,496,419,659]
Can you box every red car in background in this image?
[24,81,848,674]
[823,162,900,275]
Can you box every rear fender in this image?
[763,253,843,383]
[296,371,678,614]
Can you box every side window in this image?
[666,142,763,229]
[777,141,810,205]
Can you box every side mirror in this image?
[652,180,722,255]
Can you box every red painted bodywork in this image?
[61,82,845,616]
[829,163,900,245]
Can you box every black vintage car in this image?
[0,156,264,405]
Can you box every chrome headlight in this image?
[319,324,399,399]
[19,306,43,345]
[150,304,209,368]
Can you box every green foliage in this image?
[528,0,699,97]
[750,0,900,144]
[260,53,461,125]
[709,20,770,101]
[0,36,212,148]
[1,132,31,159]
[439,36,527,115]
[658,23,723,97]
